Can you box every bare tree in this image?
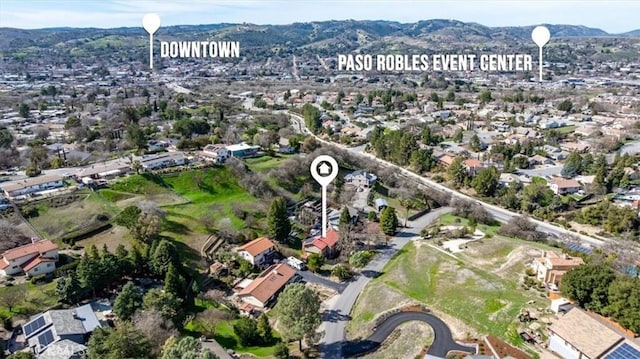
[0,287,22,313]
[132,309,178,356]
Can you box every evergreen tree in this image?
[113,282,143,321]
[151,240,178,276]
[380,207,399,235]
[267,197,291,242]
[77,253,100,297]
[274,283,321,351]
[472,166,499,197]
[164,264,184,297]
[256,314,273,345]
[56,273,83,303]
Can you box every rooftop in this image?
[2,240,58,261]
[238,237,276,257]
[1,175,63,193]
[550,308,623,358]
[238,263,296,304]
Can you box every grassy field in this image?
[185,317,281,357]
[245,155,292,173]
[437,213,501,236]
[27,192,119,240]
[361,322,433,359]
[348,231,553,348]
[0,281,58,319]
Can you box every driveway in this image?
[299,270,347,293]
[342,311,476,358]
[319,207,452,358]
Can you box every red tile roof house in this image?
[0,240,58,277]
[236,237,277,268]
[237,263,298,309]
[302,229,339,259]
[463,158,484,176]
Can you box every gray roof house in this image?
[22,303,100,357]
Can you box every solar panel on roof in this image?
[23,316,46,337]
[37,329,55,347]
[606,343,640,359]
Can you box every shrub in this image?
[349,251,374,268]
[331,264,353,281]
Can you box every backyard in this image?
[347,227,554,353]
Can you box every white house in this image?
[548,177,582,195]
[237,237,276,267]
[344,170,377,188]
[136,152,185,170]
[548,308,624,359]
[0,240,59,277]
[1,175,64,199]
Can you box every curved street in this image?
[319,207,452,358]
[342,311,476,358]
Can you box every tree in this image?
[472,166,499,197]
[18,103,30,118]
[132,309,178,357]
[77,253,101,297]
[331,264,353,281]
[604,276,640,333]
[560,264,616,312]
[164,264,184,297]
[452,128,463,143]
[380,206,399,235]
[562,151,583,178]
[56,273,83,304]
[130,212,161,243]
[233,316,260,346]
[87,322,153,359]
[256,314,273,345]
[469,133,482,152]
[151,240,179,276]
[126,125,148,153]
[113,282,143,321]
[143,288,183,321]
[274,342,290,359]
[446,90,455,102]
[478,90,492,104]
[274,283,321,351]
[0,128,14,148]
[162,336,217,359]
[557,99,573,112]
[267,197,291,242]
[0,287,22,313]
[306,253,324,273]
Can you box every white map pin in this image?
[310,155,339,238]
[531,26,550,82]
[142,14,161,69]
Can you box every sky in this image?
[1,0,639,33]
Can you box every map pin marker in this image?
[142,14,161,69]
[310,155,339,238]
[531,26,550,82]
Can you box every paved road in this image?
[320,207,453,359]
[289,112,607,248]
[342,311,475,358]
[299,270,347,293]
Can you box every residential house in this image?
[498,173,521,188]
[225,143,261,158]
[136,152,185,170]
[302,229,339,258]
[438,155,456,168]
[624,167,640,180]
[548,177,582,195]
[548,308,637,359]
[237,263,299,309]
[344,170,377,188]
[75,162,130,180]
[463,159,484,176]
[22,303,101,356]
[532,250,584,285]
[1,175,64,199]
[237,237,276,267]
[528,154,554,166]
[560,142,590,153]
[0,240,59,277]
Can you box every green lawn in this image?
[556,125,577,134]
[184,318,281,357]
[349,234,552,346]
[437,213,501,236]
[27,192,120,240]
[0,281,59,319]
[245,155,292,172]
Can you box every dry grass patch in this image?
[361,321,434,359]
